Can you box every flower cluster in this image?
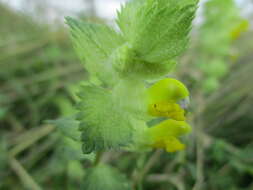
[144,78,191,152]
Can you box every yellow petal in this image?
[148,101,185,121]
[149,136,185,152]
[145,119,191,152]
[165,136,185,152]
[148,119,191,139]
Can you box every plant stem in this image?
[133,150,163,189]
[9,125,55,156]
[94,151,103,166]
[9,157,42,190]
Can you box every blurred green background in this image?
[0,0,252,190]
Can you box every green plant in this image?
[63,0,198,188]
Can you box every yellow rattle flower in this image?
[145,119,191,152]
[230,20,249,40]
[143,78,191,152]
[147,78,189,121]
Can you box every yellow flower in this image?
[142,78,191,152]
[147,78,189,121]
[146,119,191,152]
[230,20,249,40]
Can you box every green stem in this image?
[9,125,55,156]
[94,151,103,166]
[9,157,42,190]
[133,150,162,189]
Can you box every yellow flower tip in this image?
[165,137,185,152]
[147,78,189,104]
[151,136,186,153]
[230,20,249,40]
[145,78,191,152]
[148,101,186,121]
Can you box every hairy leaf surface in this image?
[117,0,198,63]
[77,85,133,153]
[66,17,124,84]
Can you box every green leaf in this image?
[77,85,133,153]
[65,17,124,85]
[47,117,81,141]
[117,0,198,63]
[112,43,177,79]
[116,0,146,36]
[59,136,85,160]
[82,164,131,190]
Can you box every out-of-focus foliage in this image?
[0,0,253,190]
[175,0,253,189]
[82,164,131,190]
[0,3,87,190]
[195,0,249,93]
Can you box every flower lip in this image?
[146,119,192,152]
[148,101,186,121]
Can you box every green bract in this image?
[66,0,198,154]
[66,17,124,86]
[117,0,197,63]
[77,85,134,153]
